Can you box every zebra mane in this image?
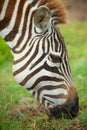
[38,0,67,24]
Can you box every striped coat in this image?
[0,0,79,119]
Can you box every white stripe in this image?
[39,88,67,104]
[32,81,67,99]
[61,65,70,87]
[65,55,72,80]
[27,0,34,3]
[13,37,38,60]
[40,88,68,97]
[7,1,30,48]
[55,31,60,52]
[0,0,21,38]
[13,2,39,51]
[13,57,47,84]
[13,38,42,71]
[46,58,61,68]
[13,67,29,84]
[61,57,71,86]
[45,97,67,106]
[23,69,64,88]
[0,0,9,20]
[34,81,67,92]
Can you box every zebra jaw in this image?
[34,6,51,30]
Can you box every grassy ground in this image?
[0,22,87,130]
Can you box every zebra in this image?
[0,0,79,119]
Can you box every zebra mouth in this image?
[47,97,79,119]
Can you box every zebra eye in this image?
[49,53,62,63]
[34,6,51,30]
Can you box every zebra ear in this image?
[34,6,51,30]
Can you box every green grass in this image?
[0,22,87,130]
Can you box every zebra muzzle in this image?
[48,94,79,119]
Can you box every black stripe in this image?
[0,0,16,31]
[28,76,64,90]
[5,0,25,41]
[0,0,4,13]
[13,39,40,76]
[37,84,67,100]
[19,65,43,86]
[12,4,32,53]
[29,54,46,70]
[44,94,68,99]
[32,0,38,6]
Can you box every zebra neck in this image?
[0,0,39,48]
[0,0,67,48]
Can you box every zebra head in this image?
[0,0,79,119]
[33,4,79,119]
